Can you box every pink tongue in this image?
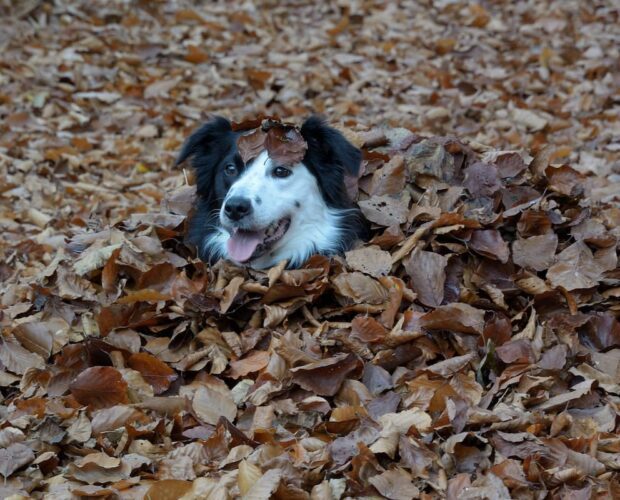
[227,230,263,263]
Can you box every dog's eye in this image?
[224,164,238,176]
[273,166,291,178]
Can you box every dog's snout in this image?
[224,196,253,221]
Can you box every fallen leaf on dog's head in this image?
[264,125,307,166]
[237,128,267,163]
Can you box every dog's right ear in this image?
[176,116,233,166]
[176,117,235,199]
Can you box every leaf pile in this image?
[1,1,620,499]
[2,122,620,497]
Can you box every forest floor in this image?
[0,1,619,499]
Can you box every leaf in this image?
[545,165,586,196]
[345,245,393,277]
[56,267,98,300]
[237,128,267,163]
[91,405,140,434]
[291,353,362,396]
[238,460,262,496]
[404,250,448,307]
[117,289,171,304]
[13,321,55,358]
[405,140,454,182]
[264,125,307,166]
[332,272,389,304]
[244,469,282,500]
[144,77,180,99]
[495,340,536,364]
[127,352,178,394]
[547,241,603,290]
[359,195,409,226]
[533,380,593,411]
[370,155,406,196]
[351,316,387,343]
[68,452,131,484]
[512,234,558,271]
[69,366,129,409]
[192,385,237,425]
[228,350,270,379]
[0,443,34,478]
[421,303,485,334]
[73,242,122,276]
[469,230,510,263]
[463,161,501,197]
[495,153,527,179]
[0,338,45,374]
[369,468,419,500]
[425,353,476,377]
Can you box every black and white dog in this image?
[176,117,367,269]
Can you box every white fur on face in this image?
[205,151,344,269]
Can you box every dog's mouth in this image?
[226,218,291,263]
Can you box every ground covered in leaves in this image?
[1,1,620,499]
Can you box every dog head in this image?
[177,116,366,268]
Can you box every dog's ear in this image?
[176,116,233,166]
[300,116,362,206]
[176,116,235,200]
[300,116,362,177]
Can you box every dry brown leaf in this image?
[369,468,419,500]
[345,245,393,278]
[547,241,603,290]
[127,352,178,394]
[291,353,362,397]
[264,125,307,166]
[192,385,237,425]
[0,443,34,479]
[228,350,270,379]
[421,303,485,334]
[69,366,129,409]
[404,249,448,307]
[359,195,409,226]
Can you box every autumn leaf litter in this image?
[1,1,620,499]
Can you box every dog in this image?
[176,116,368,269]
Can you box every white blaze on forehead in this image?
[225,150,273,200]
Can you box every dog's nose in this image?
[224,197,252,221]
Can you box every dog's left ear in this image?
[300,116,362,177]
